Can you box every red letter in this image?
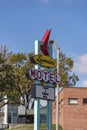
[29,68,36,79]
[49,72,54,83]
[54,74,60,84]
[43,71,48,82]
[36,70,42,80]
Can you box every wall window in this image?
[68,98,78,105]
[83,98,87,105]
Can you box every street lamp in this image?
[49,40,60,130]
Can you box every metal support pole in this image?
[53,41,60,130]
[34,39,55,130]
[46,43,52,130]
[34,40,42,130]
[47,101,52,130]
[34,99,40,130]
[56,48,60,130]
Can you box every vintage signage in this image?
[30,54,56,68]
[31,84,55,101]
[40,29,51,55]
[26,68,60,84]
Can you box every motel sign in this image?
[26,67,60,84]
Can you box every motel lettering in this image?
[26,68,60,84]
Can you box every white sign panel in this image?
[31,84,55,101]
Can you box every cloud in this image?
[74,54,87,74]
[81,80,87,87]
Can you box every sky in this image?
[0,0,87,87]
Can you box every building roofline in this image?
[59,87,87,94]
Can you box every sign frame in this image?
[31,84,55,101]
[30,54,56,68]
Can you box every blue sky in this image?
[0,0,87,87]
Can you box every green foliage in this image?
[0,46,33,106]
[58,52,79,87]
[0,45,79,106]
[8,52,34,105]
[0,46,16,105]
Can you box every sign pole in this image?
[56,48,59,130]
[46,42,52,130]
[53,41,60,130]
[28,30,60,130]
[34,40,53,130]
[34,40,41,130]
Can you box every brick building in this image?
[52,87,87,130]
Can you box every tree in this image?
[0,45,79,107]
[8,52,34,107]
[0,45,16,106]
[58,52,79,87]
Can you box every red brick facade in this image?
[52,87,87,130]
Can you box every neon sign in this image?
[30,54,56,68]
[26,68,60,84]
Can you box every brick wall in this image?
[52,87,87,130]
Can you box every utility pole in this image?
[53,41,60,130]
[56,47,60,130]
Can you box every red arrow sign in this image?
[40,29,51,55]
